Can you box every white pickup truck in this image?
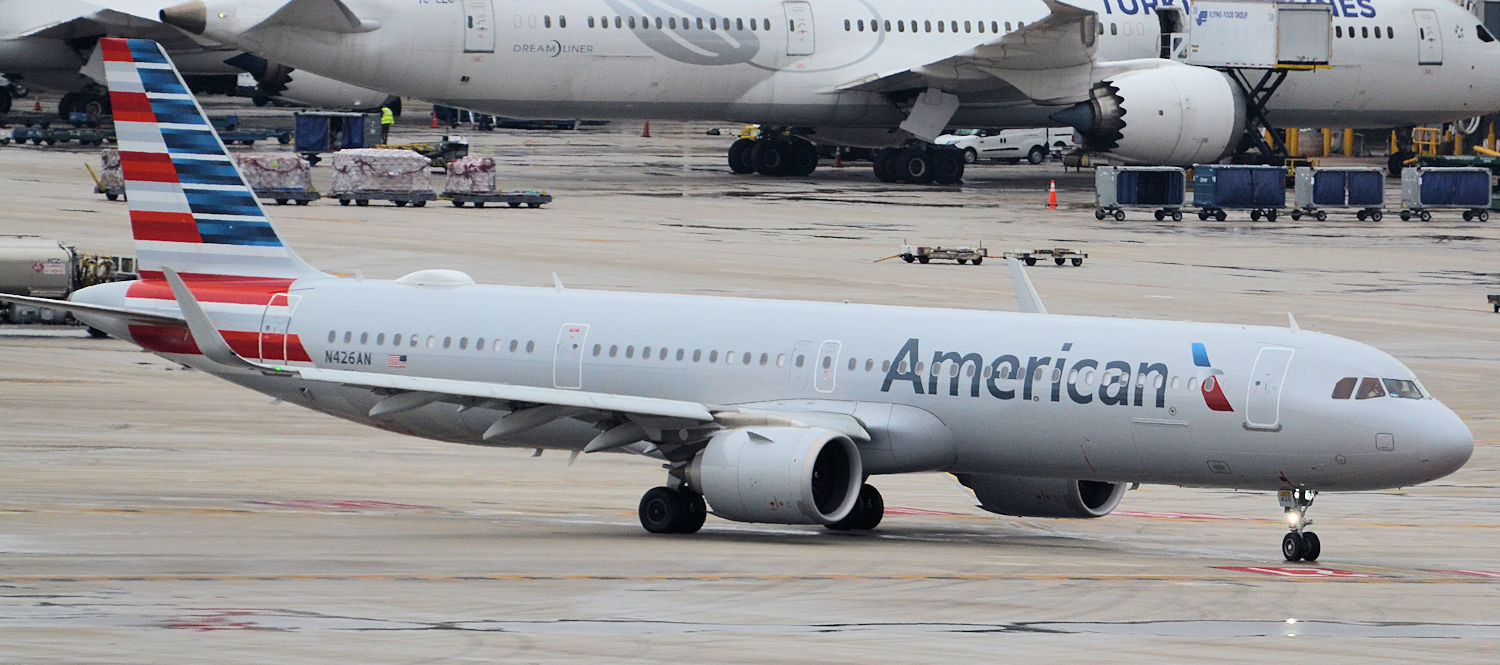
[935,128,1076,165]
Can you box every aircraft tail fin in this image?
[100,38,325,283]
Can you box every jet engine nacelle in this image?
[227,54,396,112]
[954,473,1127,519]
[686,427,862,525]
[1054,63,1246,166]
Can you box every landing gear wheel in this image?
[827,484,884,531]
[787,139,819,177]
[896,147,933,184]
[727,138,757,174]
[58,92,79,119]
[639,486,686,534]
[1113,209,1126,221]
[873,149,899,183]
[750,140,789,176]
[931,149,964,185]
[1301,531,1321,561]
[1282,532,1307,562]
[1027,145,1046,165]
[676,489,707,534]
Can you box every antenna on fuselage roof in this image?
[1007,258,1047,315]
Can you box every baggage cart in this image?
[294,111,382,165]
[1094,166,1186,221]
[335,190,437,207]
[257,188,321,205]
[1399,167,1492,221]
[212,115,293,146]
[446,190,553,208]
[1289,167,1385,221]
[899,243,987,265]
[1002,248,1088,267]
[1192,164,1286,221]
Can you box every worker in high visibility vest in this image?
[380,105,395,144]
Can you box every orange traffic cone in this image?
[33,99,41,112]
[1047,180,1058,209]
[430,112,439,129]
[641,121,651,138]
[833,149,844,168]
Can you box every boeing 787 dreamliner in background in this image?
[0,39,1472,562]
[153,0,1500,183]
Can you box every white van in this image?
[935,128,1076,164]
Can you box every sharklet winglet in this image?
[1007,258,1047,314]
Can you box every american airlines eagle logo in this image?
[1192,342,1234,412]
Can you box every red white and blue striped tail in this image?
[101,38,324,282]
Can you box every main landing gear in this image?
[727,135,820,177]
[872,145,965,185]
[638,485,707,534]
[1279,488,1321,561]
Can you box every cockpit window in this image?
[1331,377,1356,399]
[1478,24,1496,43]
[1383,378,1424,399]
[1355,377,1386,400]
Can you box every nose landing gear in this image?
[1279,488,1321,561]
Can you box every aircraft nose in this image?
[1423,404,1474,480]
[160,0,207,35]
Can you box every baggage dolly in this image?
[445,190,553,208]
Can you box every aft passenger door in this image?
[1244,347,1295,430]
[784,2,815,56]
[464,0,496,53]
[257,293,300,363]
[553,323,589,389]
[1414,9,1442,65]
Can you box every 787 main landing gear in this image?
[727,134,819,177]
[1279,488,1321,561]
[872,146,965,185]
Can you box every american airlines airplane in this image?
[3,39,1473,562]
[154,0,1500,183]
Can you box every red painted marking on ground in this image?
[882,506,967,516]
[1429,569,1500,579]
[249,500,436,511]
[1215,566,1385,578]
[1116,510,1255,521]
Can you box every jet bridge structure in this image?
[1163,1,1333,162]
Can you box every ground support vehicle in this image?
[335,190,437,207]
[1,236,135,327]
[294,111,382,164]
[899,243,987,265]
[1289,166,1385,221]
[255,188,320,205]
[1002,248,1088,267]
[1193,164,1286,221]
[1095,166,1186,221]
[445,191,552,208]
[384,140,470,169]
[1398,167,1491,221]
[211,115,292,146]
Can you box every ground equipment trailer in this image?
[446,190,553,208]
[900,243,987,265]
[1289,166,1385,221]
[1399,167,1492,221]
[1002,248,1088,267]
[1193,164,1287,221]
[1095,166,1186,221]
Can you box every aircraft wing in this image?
[836,0,1100,105]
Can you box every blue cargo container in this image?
[1290,167,1385,221]
[293,111,382,164]
[1094,166,1186,220]
[1192,165,1286,221]
[1400,167,1492,221]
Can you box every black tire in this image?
[1355,211,1365,221]
[931,149,964,185]
[451,200,465,207]
[1251,209,1262,221]
[1215,210,1227,222]
[394,200,407,207]
[727,138,756,174]
[1094,208,1106,220]
[1282,532,1306,562]
[339,198,350,206]
[957,258,968,265]
[639,486,684,534]
[1171,211,1183,222]
[1463,211,1472,222]
[826,484,884,531]
[278,134,292,145]
[901,254,915,263]
[1113,210,1125,221]
[1371,211,1383,222]
[1301,531,1321,561]
[356,199,369,207]
[525,202,539,208]
[872,149,899,183]
[1400,211,1412,221]
[962,147,978,164]
[1154,210,1165,221]
[1481,211,1490,222]
[1420,210,1431,222]
[295,199,309,206]
[895,147,933,184]
[750,140,789,176]
[275,198,289,205]
[1054,257,1065,266]
[1313,210,1326,222]
[1266,210,1278,222]
[1024,257,1036,266]
[80,95,107,120]
[58,92,79,119]
[917,255,930,264]
[105,193,118,201]
[1290,210,1302,221]
[971,256,983,265]
[414,200,427,207]
[508,201,522,208]
[1198,211,1209,221]
[0,89,10,114]
[1071,257,1083,266]
[676,490,707,534]
[1387,150,1415,177]
[1027,145,1047,165]
[787,139,819,177]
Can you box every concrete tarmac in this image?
[2,108,1498,662]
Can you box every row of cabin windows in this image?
[1331,376,1425,400]
[1335,25,1397,40]
[328,330,536,354]
[536,15,776,32]
[844,19,1026,34]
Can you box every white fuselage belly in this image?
[131,278,1465,493]
[234,0,1500,128]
